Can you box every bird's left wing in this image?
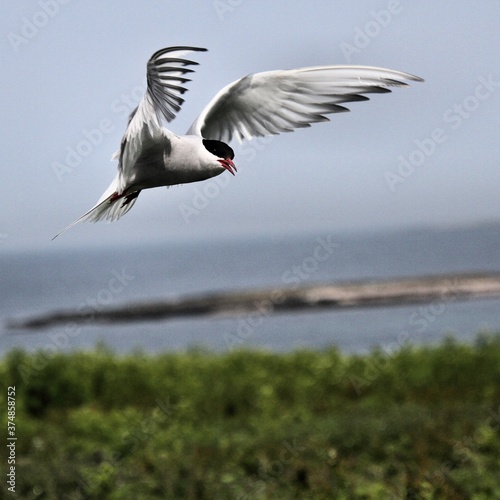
[187,65,423,143]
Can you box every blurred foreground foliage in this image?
[2,334,500,499]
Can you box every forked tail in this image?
[52,178,140,239]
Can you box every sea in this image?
[1,224,500,356]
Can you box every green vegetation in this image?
[2,334,500,499]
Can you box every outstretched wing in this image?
[117,46,207,189]
[126,45,207,136]
[187,66,423,143]
[144,46,208,124]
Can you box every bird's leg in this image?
[107,190,140,207]
[121,191,140,207]
[108,191,121,203]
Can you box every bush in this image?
[1,334,500,499]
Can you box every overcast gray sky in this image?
[2,1,500,252]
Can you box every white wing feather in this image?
[187,66,423,143]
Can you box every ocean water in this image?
[1,224,500,355]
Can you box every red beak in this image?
[218,158,237,176]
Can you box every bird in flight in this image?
[54,46,423,238]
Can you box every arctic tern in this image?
[53,46,423,238]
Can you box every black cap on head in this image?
[202,139,234,160]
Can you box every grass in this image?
[1,334,500,499]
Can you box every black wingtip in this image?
[150,46,208,60]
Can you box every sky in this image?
[2,1,500,252]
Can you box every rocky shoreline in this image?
[7,273,500,330]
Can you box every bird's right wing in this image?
[117,46,207,189]
[142,46,208,125]
[187,65,423,143]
